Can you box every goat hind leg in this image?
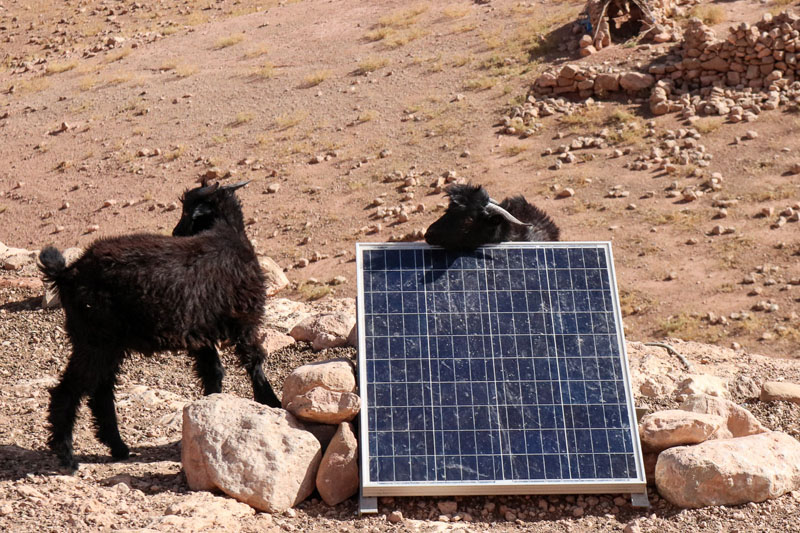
[47,366,86,472]
[191,345,225,395]
[88,378,129,460]
[235,338,280,407]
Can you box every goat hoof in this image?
[57,457,79,474]
[110,444,130,460]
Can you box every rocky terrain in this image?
[2,0,800,531]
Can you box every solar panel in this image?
[356,242,646,499]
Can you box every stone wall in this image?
[532,11,800,117]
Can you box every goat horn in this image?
[485,202,531,227]
[222,180,251,191]
[488,197,500,205]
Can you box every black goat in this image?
[424,183,560,250]
[39,180,279,472]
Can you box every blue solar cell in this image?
[359,244,642,490]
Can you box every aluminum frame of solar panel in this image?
[356,242,646,497]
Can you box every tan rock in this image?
[675,374,728,400]
[639,410,724,452]
[284,386,360,424]
[262,298,311,333]
[594,73,620,92]
[760,381,800,404]
[151,491,256,532]
[282,359,356,401]
[679,394,767,439]
[258,256,289,296]
[656,432,800,508]
[181,394,321,514]
[289,312,356,351]
[619,72,655,92]
[316,422,359,506]
[261,327,295,354]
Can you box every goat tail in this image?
[38,246,68,285]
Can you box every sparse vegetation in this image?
[242,45,270,59]
[164,146,186,161]
[232,112,254,126]
[358,110,379,123]
[377,4,429,29]
[175,64,199,78]
[355,57,390,75]
[275,110,308,130]
[106,48,132,63]
[45,60,78,75]
[504,145,528,157]
[251,62,275,79]
[297,281,333,301]
[214,33,246,49]
[442,4,471,19]
[694,117,725,134]
[464,76,497,91]
[689,5,727,25]
[301,70,332,88]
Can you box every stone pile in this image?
[530,11,800,119]
[182,358,361,512]
[638,377,800,507]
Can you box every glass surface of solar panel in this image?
[357,243,645,495]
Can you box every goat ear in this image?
[222,180,250,192]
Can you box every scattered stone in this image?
[656,431,800,508]
[316,422,359,506]
[289,313,356,351]
[679,394,768,439]
[760,381,800,404]
[258,256,289,296]
[675,374,728,400]
[639,410,724,452]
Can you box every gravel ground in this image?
[2,282,800,533]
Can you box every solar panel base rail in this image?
[355,242,649,515]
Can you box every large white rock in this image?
[262,298,311,333]
[148,491,255,532]
[761,381,800,404]
[656,432,800,508]
[285,387,360,424]
[282,359,360,424]
[619,72,655,92]
[181,394,321,514]
[258,255,289,296]
[316,422,359,506]
[679,394,767,439]
[639,410,724,452]
[675,374,728,400]
[289,312,356,351]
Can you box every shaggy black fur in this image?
[39,181,279,472]
[424,183,560,250]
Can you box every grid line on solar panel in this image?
[359,244,640,486]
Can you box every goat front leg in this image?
[235,335,280,407]
[190,345,225,395]
[88,376,129,460]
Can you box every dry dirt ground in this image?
[1,0,800,531]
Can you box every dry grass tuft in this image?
[232,112,254,126]
[464,76,497,91]
[214,33,246,49]
[689,5,727,25]
[301,70,332,88]
[251,62,275,79]
[358,110,379,123]
[275,110,308,130]
[242,45,270,59]
[377,4,429,29]
[175,64,198,78]
[45,60,78,75]
[355,57,390,75]
[694,117,724,134]
[106,48,131,63]
[442,4,471,19]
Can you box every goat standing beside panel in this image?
[39,180,279,472]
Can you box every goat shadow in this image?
[0,295,42,313]
[0,441,181,482]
